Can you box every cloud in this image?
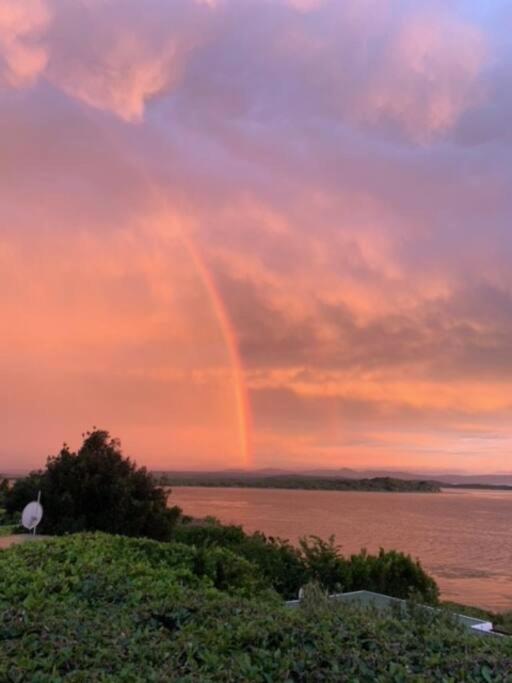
[42,0,213,122]
[0,0,511,471]
[0,0,50,86]
[0,0,489,135]
[286,0,325,12]
[0,0,215,122]
[355,9,487,140]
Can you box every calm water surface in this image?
[170,487,512,612]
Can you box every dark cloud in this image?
[213,266,512,384]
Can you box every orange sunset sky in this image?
[2,0,512,474]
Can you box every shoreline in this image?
[160,477,442,494]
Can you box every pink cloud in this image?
[42,0,211,122]
[0,0,50,86]
[357,10,487,139]
[0,0,510,473]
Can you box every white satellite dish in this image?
[21,492,43,534]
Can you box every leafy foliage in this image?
[5,430,181,541]
[0,477,9,507]
[174,522,307,599]
[346,547,440,603]
[444,601,512,637]
[174,520,439,603]
[298,535,351,593]
[0,478,19,528]
[1,534,511,682]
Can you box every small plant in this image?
[298,581,331,615]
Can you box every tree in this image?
[6,430,181,541]
[0,477,10,508]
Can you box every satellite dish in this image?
[21,496,43,533]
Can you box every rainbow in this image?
[179,231,252,468]
[149,189,253,469]
[84,115,252,467]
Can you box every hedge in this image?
[1,534,512,682]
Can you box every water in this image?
[169,486,512,612]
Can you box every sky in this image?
[1,0,512,474]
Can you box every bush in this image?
[0,477,9,508]
[347,548,440,603]
[5,430,181,541]
[174,520,438,604]
[1,534,510,681]
[297,537,439,603]
[299,535,351,594]
[0,479,17,529]
[444,601,512,636]
[174,521,307,599]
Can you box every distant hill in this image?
[154,467,512,488]
[8,467,512,488]
[157,473,441,493]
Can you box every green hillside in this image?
[1,533,511,682]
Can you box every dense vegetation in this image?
[173,519,440,603]
[3,432,511,679]
[5,430,181,540]
[160,474,441,492]
[0,477,16,535]
[444,601,512,637]
[0,477,9,507]
[2,533,511,682]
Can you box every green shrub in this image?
[175,521,439,604]
[173,519,249,547]
[347,548,440,604]
[1,534,511,682]
[6,430,181,541]
[187,543,266,594]
[0,477,9,508]
[174,521,307,599]
[444,601,512,636]
[299,535,351,593]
